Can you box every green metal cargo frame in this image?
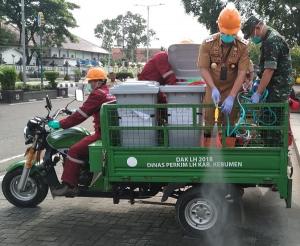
[89,102,291,207]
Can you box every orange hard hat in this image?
[217,3,241,35]
[85,67,107,81]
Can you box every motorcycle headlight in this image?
[24,126,34,144]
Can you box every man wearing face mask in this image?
[242,16,293,103]
[47,67,115,196]
[198,3,250,128]
[242,16,293,147]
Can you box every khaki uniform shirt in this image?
[198,33,250,100]
[198,33,250,125]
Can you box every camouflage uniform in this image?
[258,27,293,102]
[243,17,293,146]
[242,17,293,102]
[259,28,294,146]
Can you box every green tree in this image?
[181,0,299,45]
[95,19,119,51]
[291,45,300,76]
[94,11,156,62]
[0,22,18,48]
[248,43,260,65]
[182,0,223,34]
[0,0,79,65]
[248,0,299,45]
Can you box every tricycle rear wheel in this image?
[175,185,228,238]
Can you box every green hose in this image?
[226,89,277,137]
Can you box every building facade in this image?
[0,23,109,67]
[45,37,109,67]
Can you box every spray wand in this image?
[212,104,221,144]
[214,106,219,125]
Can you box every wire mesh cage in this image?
[232,103,288,147]
[102,103,289,149]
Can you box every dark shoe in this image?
[52,183,78,197]
[271,185,278,192]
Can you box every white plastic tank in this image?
[110,81,159,147]
[160,85,205,147]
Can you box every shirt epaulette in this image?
[237,37,249,46]
[205,34,218,43]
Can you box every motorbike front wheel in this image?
[2,168,48,207]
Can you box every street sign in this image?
[37,12,45,27]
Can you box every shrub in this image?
[108,72,116,82]
[0,66,17,90]
[15,83,24,90]
[81,70,87,77]
[44,71,59,89]
[21,84,42,91]
[248,43,260,65]
[74,68,81,82]
[64,74,71,81]
[291,45,300,77]
[100,58,108,66]
[116,72,134,81]
[0,70,3,89]
[18,71,23,82]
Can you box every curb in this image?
[292,137,300,165]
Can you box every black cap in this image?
[242,16,261,39]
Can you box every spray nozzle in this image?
[214,106,219,123]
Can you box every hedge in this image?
[44,71,59,89]
[116,72,134,81]
[74,68,81,82]
[291,46,300,77]
[0,66,17,90]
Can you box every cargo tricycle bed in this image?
[88,101,291,237]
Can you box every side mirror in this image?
[75,89,84,102]
[45,95,52,110]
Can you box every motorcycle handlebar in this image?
[63,108,73,115]
[51,109,63,119]
[51,108,74,120]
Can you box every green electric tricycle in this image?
[1,89,292,238]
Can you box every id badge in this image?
[220,64,227,81]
